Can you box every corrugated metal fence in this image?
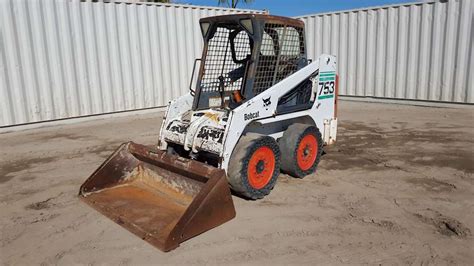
[1,0,472,128]
[0,0,263,127]
[299,0,473,103]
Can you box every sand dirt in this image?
[1,101,473,265]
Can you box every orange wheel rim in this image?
[297,134,318,171]
[247,146,275,189]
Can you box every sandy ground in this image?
[1,100,473,265]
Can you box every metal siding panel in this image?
[45,0,68,118]
[106,3,125,110]
[192,8,203,62]
[70,0,91,115]
[395,5,408,99]
[138,4,153,108]
[374,8,386,97]
[416,3,432,100]
[330,14,339,60]
[0,42,13,125]
[365,9,376,96]
[428,1,444,101]
[176,6,188,96]
[58,0,81,117]
[118,3,134,110]
[322,15,330,53]
[356,11,366,96]
[338,13,348,95]
[147,6,161,106]
[0,0,14,125]
[441,0,457,102]
[83,2,103,114]
[167,6,179,100]
[95,2,113,113]
[348,12,357,96]
[15,0,41,122]
[405,4,421,100]
[3,0,28,124]
[305,17,315,60]
[183,7,194,96]
[128,4,144,109]
[385,7,397,98]
[465,0,472,103]
[467,40,474,103]
[315,16,322,59]
[157,5,172,105]
[454,0,471,103]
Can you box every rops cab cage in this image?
[192,14,309,111]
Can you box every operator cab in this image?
[192,14,310,111]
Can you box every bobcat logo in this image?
[244,111,259,121]
[262,97,271,107]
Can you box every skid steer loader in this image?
[79,14,338,252]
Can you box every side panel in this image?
[312,55,337,143]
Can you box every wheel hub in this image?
[256,160,265,174]
[247,146,276,190]
[297,134,318,171]
[303,145,311,157]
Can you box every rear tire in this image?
[227,134,281,200]
[279,124,323,178]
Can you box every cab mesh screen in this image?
[253,24,304,95]
[200,27,251,93]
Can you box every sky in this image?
[175,0,420,17]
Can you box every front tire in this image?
[227,134,281,200]
[279,124,323,178]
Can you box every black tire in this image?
[279,123,323,178]
[227,134,281,200]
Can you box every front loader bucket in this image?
[79,142,236,252]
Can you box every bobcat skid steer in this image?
[79,14,338,252]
